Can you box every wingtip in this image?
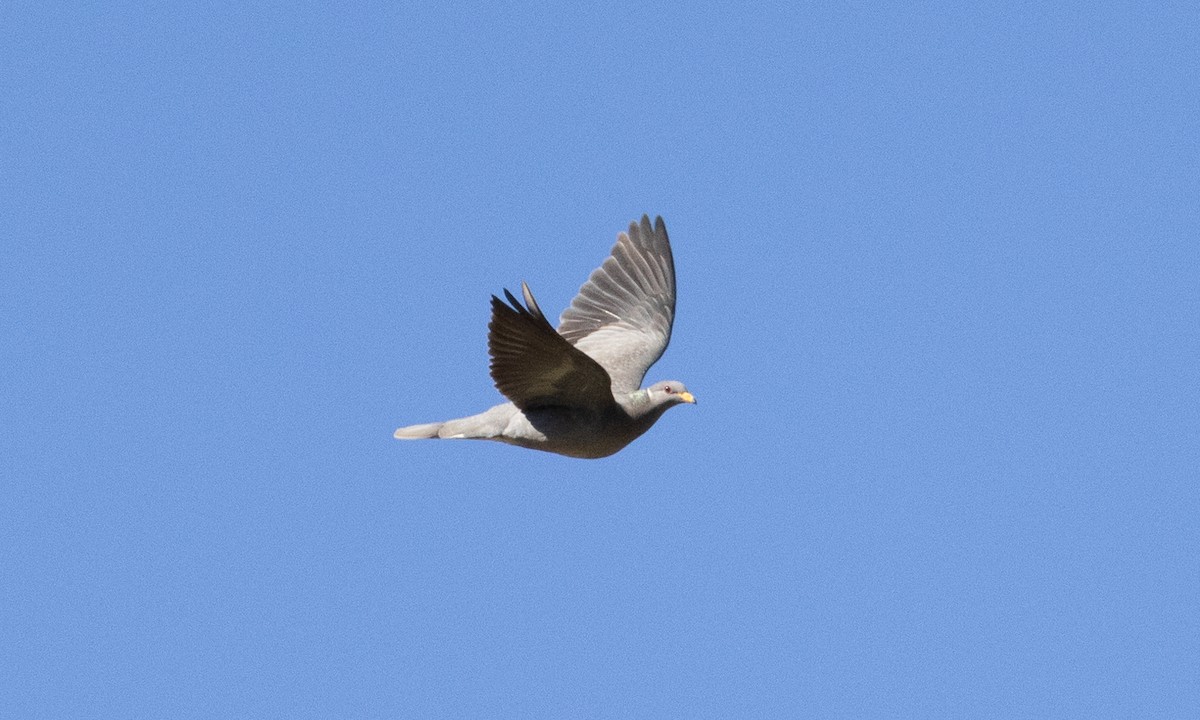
[494,281,551,327]
[629,214,666,244]
[502,287,522,310]
[639,214,653,235]
[520,281,545,320]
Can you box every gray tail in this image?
[393,421,444,440]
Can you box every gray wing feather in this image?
[558,215,676,393]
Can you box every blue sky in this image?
[4,1,1198,717]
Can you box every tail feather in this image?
[393,421,444,439]
[394,404,515,442]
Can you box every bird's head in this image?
[647,380,697,407]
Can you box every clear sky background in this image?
[4,2,1198,717]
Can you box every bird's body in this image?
[394,388,679,459]
[394,215,694,458]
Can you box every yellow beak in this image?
[678,391,697,404]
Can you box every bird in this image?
[393,215,695,458]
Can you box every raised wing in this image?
[488,282,616,411]
[557,215,676,394]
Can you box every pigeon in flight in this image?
[393,215,695,458]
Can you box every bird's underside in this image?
[393,215,695,458]
[393,399,676,459]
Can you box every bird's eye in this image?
[664,386,673,394]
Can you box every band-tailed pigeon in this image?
[393,215,695,458]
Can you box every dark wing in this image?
[488,282,617,411]
[557,215,676,394]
